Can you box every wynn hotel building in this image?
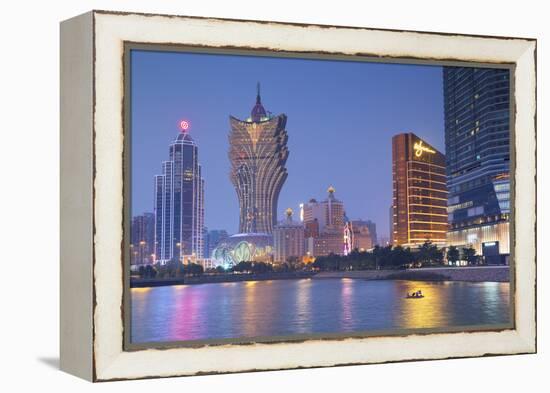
[392,133,448,247]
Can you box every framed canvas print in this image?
[60,10,537,381]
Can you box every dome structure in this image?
[250,82,268,122]
[174,130,195,144]
[276,208,303,228]
[211,233,274,268]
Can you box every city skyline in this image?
[130,50,445,238]
[127,51,512,346]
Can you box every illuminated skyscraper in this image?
[154,124,205,264]
[443,67,510,260]
[392,133,448,247]
[228,84,289,234]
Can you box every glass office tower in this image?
[154,129,205,264]
[443,67,510,261]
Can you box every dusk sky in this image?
[131,49,445,239]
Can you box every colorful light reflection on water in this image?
[130,279,510,344]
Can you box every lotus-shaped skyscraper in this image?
[228,84,289,234]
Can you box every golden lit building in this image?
[447,221,509,256]
[392,133,448,247]
[228,84,289,234]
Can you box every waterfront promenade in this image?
[314,265,510,282]
[131,266,509,287]
[130,271,316,288]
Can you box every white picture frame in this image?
[60,10,536,381]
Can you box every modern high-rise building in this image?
[303,187,346,256]
[392,133,448,247]
[130,212,155,267]
[302,186,345,234]
[273,208,305,263]
[228,84,289,234]
[443,67,511,259]
[154,126,205,264]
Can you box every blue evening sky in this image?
[131,50,445,239]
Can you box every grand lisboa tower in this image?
[228,83,289,234]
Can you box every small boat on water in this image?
[406,291,425,299]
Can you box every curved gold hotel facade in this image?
[228,85,289,234]
[392,133,448,247]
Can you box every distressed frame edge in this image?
[88,11,536,381]
[512,40,537,353]
[59,11,95,381]
[91,8,538,42]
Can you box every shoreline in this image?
[130,266,509,288]
[314,266,510,283]
[130,271,316,288]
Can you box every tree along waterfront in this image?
[311,241,480,272]
[135,241,481,280]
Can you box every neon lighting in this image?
[408,221,448,225]
[408,195,448,201]
[414,140,436,157]
[409,229,448,233]
[408,204,447,209]
[407,161,446,170]
[343,221,353,256]
[409,212,449,217]
[407,185,448,193]
[408,177,448,185]
[180,120,190,131]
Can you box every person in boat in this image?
[418,290,423,297]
